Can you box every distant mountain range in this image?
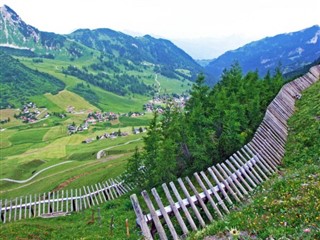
[1,4,319,109]
[0,5,206,82]
[205,25,320,79]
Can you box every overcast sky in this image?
[1,0,320,58]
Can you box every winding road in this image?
[96,138,142,159]
[155,73,161,94]
[0,161,73,184]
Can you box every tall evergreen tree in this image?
[142,111,162,188]
[125,147,145,191]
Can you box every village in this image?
[13,102,50,123]
[66,108,148,144]
[143,93,189,112]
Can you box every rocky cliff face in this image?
[0,5,41,49]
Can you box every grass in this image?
[9,128,49,145]
[29,95,64,113]
[189,80,320,239]
[0,109,21,128]
[0,110,149,200]
[44,90,99,113]
[0,195,140,240]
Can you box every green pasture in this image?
[0,151,134,199]
[0,109,21,128]
[0,123,147,199]
[45,90,99,113]
[9,128,49,145]
[19,58,149,113]
[43,125,67,141]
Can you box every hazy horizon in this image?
[1,0,319,59]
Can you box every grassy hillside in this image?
[18,57,191,113]
[44,90,99,113]
[190,80,320,240]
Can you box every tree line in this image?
[125,63,284,190]
[62,65,152,96]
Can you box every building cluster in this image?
[144,94,189,113]
[14,102,49,123]
[82,130,129,144]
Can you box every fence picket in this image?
[178,178,206,227]
[194,173,223,219]
[185,176,213,222]
[151,188,180,240]
[142,190,168,240]
[162,183,189,236]
[169,181,197,231]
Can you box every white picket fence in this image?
[0,177,133,223]
[130,64,320,239]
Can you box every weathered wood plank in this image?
[215,164,243,201]
[200,171,230,213]
[226,160,253,192]
[194,172,223,219]
[230,156,257,188]
[142,190,167,240]
[220,163,248,196]
[151,188,180,240]
[130,194,153,240]
[185,176,213,222]
[170,181,197,231]
[178,178,206,228]
[162,183,189,235]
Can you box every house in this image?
[68,125,77,134]
[82,122,89,130]
[83,138,94,144]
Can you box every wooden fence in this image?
[0,177,133,223]
[130,65,320,239]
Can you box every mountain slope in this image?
[0,5,95,61]
[0,51,65,108]
[0,4,206,83]
[206,25,320,79]
[68,28,205,81]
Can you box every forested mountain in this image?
[0,5,207,85]
[0,51,65,108]
[68,29,205,81]
[206,25,320,80]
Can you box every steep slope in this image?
[192,77,320,240]
[0,5,103,60]
[68,28,205,81]
[206,25,320,79]
[0,51,65,108]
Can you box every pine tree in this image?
[142,111,162,188]
[125,147,145,191]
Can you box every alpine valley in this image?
[1,4,320,239]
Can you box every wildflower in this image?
[229,227,240,239]
[303,228,311,233]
